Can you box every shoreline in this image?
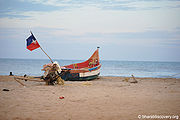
[0,75,180,120]
[0,75,180,79]
[100,75,180,79]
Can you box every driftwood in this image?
[14,77,26,86]
[14,76,44,82]
[14,76,45,86]
[130,75,138,83]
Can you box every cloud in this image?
[60,30,180,47]
[0,13,29,19]
[0,0,65,18]
[1,0,180,19]
[1,3,180,36]
[19,0,180,11]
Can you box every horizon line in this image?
[0,57,180,63]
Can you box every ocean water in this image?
[0,58,180,78]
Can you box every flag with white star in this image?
[26,33,40,51]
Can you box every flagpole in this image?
[39,46,53,63]
[30,31,53,63]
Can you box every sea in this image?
[0,58,180,78]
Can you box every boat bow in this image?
[61,47,101,81]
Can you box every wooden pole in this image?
[14,76,45,82]
[30,31,53,63]
[131,75,136,81]
[39,46,53,63]
[14,77,26,86]
[131,74,138,83]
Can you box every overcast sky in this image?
[0,0,180,62]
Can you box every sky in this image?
[0,0,180,62]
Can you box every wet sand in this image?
[0,75,180,120]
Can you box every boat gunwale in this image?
[63,64,101,73]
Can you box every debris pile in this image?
[122,75,138,83]
[42,61,64,85]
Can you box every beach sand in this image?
[0,75,180,120]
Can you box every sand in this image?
[0,75,180,120]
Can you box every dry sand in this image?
[0,75,180,120]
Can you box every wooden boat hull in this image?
[61,65,101,81]
[61,48,101,81]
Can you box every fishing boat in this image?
[18,32,101,86]
[61,47,101,81]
